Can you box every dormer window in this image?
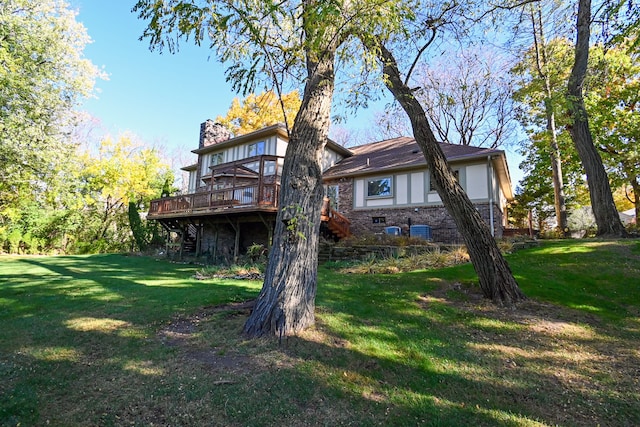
[248,141,265,157]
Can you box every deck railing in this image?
[320,197,352,237]
[149,182,280,217]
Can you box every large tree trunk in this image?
[630,177,640,224]
[375,42,525,306]
[567,0,627,237]
[243,43,336,338]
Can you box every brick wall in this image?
[325,177,504,244]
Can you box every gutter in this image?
[487,155,495,237]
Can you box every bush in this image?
[72,239,112,254]
[336,246,469,274]
[246,243,268,263]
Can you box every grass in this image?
[1,240,639,426]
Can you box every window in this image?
[367,177,393,198]
[429,170,459,192]
[325,185,339,210]
[247,141,265,157]
[372,216,386,224]
[210,152,224,167]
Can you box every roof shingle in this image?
[323,137,504,178]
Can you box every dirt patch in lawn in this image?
[157,300,261,378]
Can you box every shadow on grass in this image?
[2,242,638,426]
[299,265,640,426]
[0,254,261,425]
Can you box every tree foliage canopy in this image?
[511,35,639,227]
[215,90,301,135]
[0,0,103,200]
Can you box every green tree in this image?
[511,38,585,230]
[77,136,173,253]
[0,0,102,206]
[128,201,148,251]
[135,0,419,335]
[566,0,627,237]
[586,41,640,222]
[136,0,529,327]
[0,0,103,253]
[512,33,639,232]
[522,5,570,234]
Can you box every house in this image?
[148,120,351,260]
[619,208,636,226]
[148,120,514,258]
[322,136,513,243]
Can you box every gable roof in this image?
[323,136,514,200]
[191,123,352,157]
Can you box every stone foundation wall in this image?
[200,222,271,263]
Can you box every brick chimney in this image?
[199,120,231,148]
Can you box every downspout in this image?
[487,156,495,237]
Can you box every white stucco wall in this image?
[466,163,488,200]
[411,172,425,204]
[352,163,496,210]
[396,174,408,204]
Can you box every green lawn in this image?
[1,240,639,426]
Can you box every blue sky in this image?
[72,2,525,186]
[74,1,237,153]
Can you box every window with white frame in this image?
[367,176,393,198]
[247,141,265,157]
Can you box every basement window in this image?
[372,217,386,224]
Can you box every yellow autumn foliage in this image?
[215,90,301,135]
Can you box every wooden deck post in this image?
[234,220,240,263]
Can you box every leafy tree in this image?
[603,0,640,50]
[566,0,627,237]
[585,42,640,222]
[136,0,528,325]
[128,201,148,251]
[511,37,584,231]
[135,0,424,335]
[77,135,173,253]
[215,90,302,135]
[135,0,322,335]
[0,0,102,207]
[512,32,638,232]
[0,0,104,253]
[516,5,572,233]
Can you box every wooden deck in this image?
[148,182,280,219]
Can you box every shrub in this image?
[337,246,469,274]
[246,243,268,263]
